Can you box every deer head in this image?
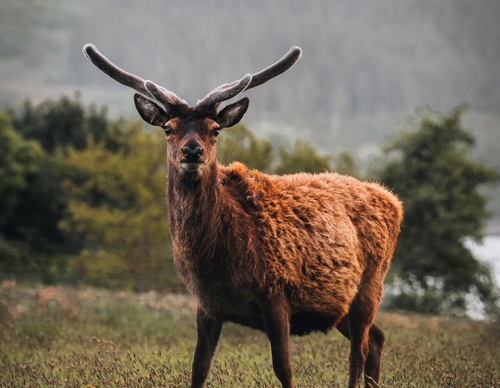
[83,44,301,177]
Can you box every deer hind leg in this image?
[337,289,384,388]
[347,308,371,388]
[191,307,223,388]
[363,323,385,387]
[338,319,385,388]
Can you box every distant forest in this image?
[1,0,499,220]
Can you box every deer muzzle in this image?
[180,142,205,173]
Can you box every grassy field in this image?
[0,282,498,387]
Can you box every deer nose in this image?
[181,144,203,162]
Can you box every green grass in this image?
[0,283,498,387]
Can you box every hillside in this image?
[1,0,499,217]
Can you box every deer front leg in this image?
[191,306,223,388]
[260,294,295,388]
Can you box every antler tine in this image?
[196,46,302,111]
[144,81,188,109]
[83,44,149,96]
[246,46,302,90]
[197,74,252,111]
[83,43,187,110]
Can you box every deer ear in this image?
[134,94,170,126]
[215,97,249,128]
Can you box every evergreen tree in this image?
[377,106,499,316]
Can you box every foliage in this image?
[0,113,44,274]
[10,94,114,152]
[377,106,500,316]
[217,123,355,176]
[62,122,182,292]
[1,96,121,282]
[274,139,333,175]
[217,123,274,172]
[0,284,498,387]
[0,113,44,225]
[331,150,360,177]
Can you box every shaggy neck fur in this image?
[167,162,224,265]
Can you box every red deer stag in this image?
[83,43,403,388]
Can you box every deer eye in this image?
[163,124,173,136]
[211,128,220,137]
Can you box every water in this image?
[466,235,500,287]
[385,236,500,319]
[464,235,500,319]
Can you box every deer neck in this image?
[167,162,223,260]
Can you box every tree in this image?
[217,123,275,172]
[2,96,122,282]
[0,112,45,274]
[10,94,113,152]
[217,124,357,177]
[377,106,499,316]
[0,113,44,224]
[332,150,360,177]
[274,138,333,175]
[62,122,182,292]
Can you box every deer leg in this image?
[260,294,294,388]
[363,323,384,387]
[344,293,383,388]
[191,307,223,388]
[347,315,370,388]
[337,319,385,388]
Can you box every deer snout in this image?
[181,144,204,163]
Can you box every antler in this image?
[246,46,302,90]
[83,43,188,111]
[196,75,253,111]
[197,46,302,110]
[83,43,302,113]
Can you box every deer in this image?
[83,43,403,388]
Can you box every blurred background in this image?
[1,0,499,318]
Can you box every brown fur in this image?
[165,123,402,387]
[172,162,402,331]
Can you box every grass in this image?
[0,282,498,387]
